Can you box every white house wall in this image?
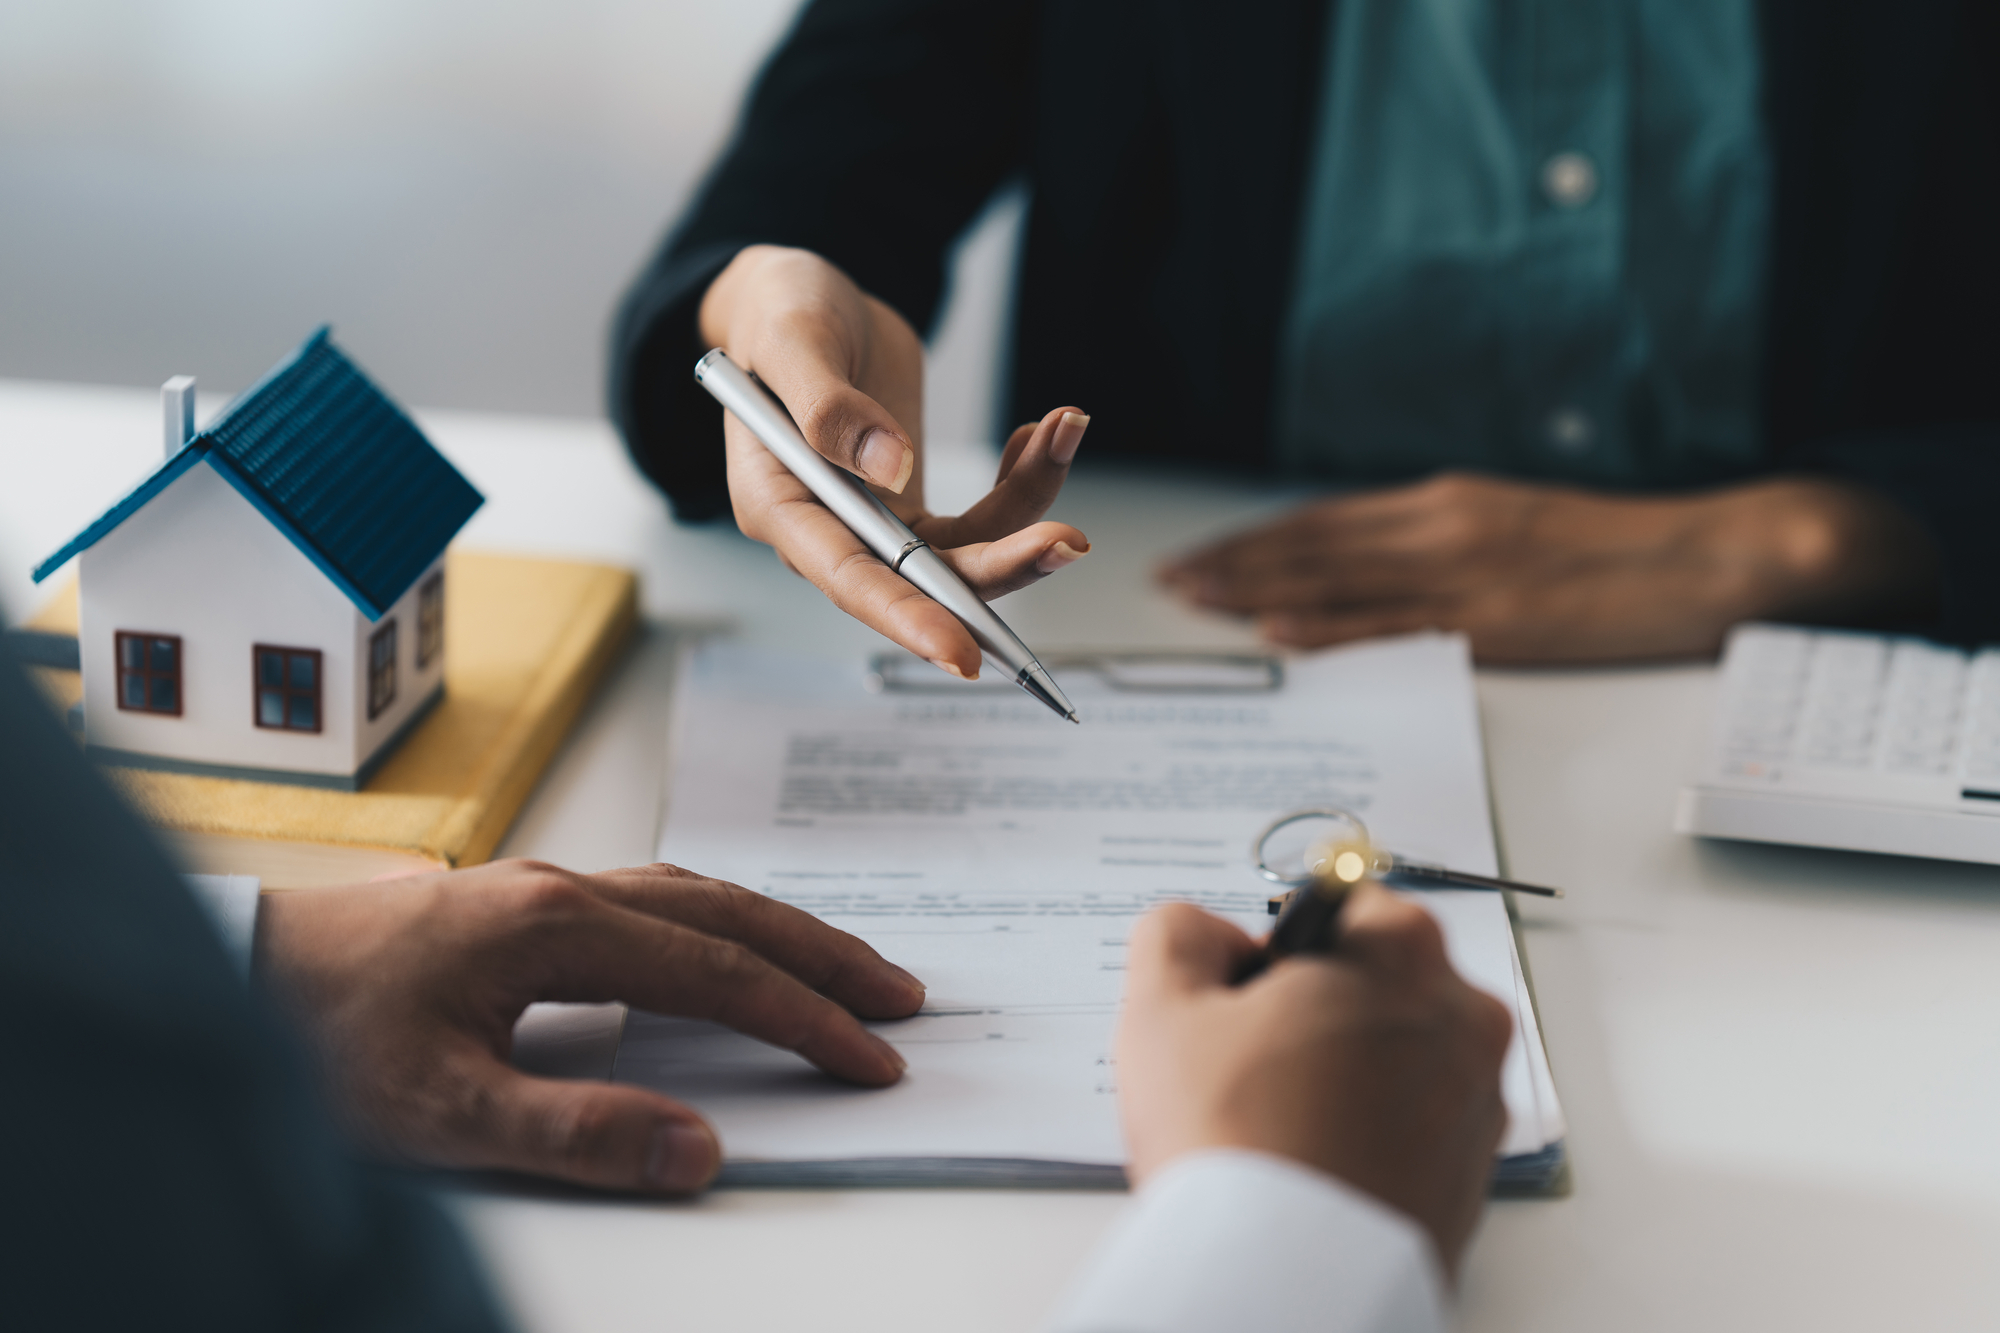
[79,459,363,776]
[350,551,445,768]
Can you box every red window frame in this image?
[114,631,183,716]
[253,644,323,734]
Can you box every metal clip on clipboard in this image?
[867,650,1284,695]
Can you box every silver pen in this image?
[694,349,1078,722]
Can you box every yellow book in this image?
[27,551,637,887]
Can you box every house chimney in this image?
[163,376,196,459]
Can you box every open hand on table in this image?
[1158,471,1940,663]
[1115,885,1512,1277]
[255,859,925,1196]
[701,245,1092,679]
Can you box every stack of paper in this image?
[616,633,1566,1192]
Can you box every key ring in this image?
[1251,807,1565,908]
[1251,808,1386,888]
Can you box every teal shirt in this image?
[1276,0,1770,487]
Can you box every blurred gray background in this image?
[0,0,1019,443]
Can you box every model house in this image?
[33,328,484,789]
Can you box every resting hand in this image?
[1116,887,1512,1275]
[1159,472,1939,663]
[255,859,925,1195]
[701,245,1092,679]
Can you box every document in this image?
[617,633,1565,1188]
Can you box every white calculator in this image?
[1676,623,2000,865]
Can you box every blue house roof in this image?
[34,328,483,620]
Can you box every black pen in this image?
[1233,850,1370,983]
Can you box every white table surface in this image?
[8,380,2000,1332]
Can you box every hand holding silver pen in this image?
[696,349,1086,720]
[691,250,1094,688]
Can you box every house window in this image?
[254,645,322,733]
[417,571,444,668]
[368,620,398,720]
[115,632,183,716]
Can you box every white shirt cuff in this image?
[1047,1149,1448,1333]
[182,874,262,978]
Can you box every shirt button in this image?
[1541,152,1599,208]
[1546,406,1596,452]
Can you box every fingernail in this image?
[872,1033,909,1074]
[929,657,979,681]
[1261,614,1300,642]
[860,428,914,493]
[1036,540,1088,575]
[1051,411,1091,465]
[889,962,926,997]
[645,1121,717,1194]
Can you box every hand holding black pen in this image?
[1120,888,1514,1274]
[1235,834,1373,983]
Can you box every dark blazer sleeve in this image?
[1785,426,2000,645]
[0,644,509,1333]
[609,0,1038,522]
[1762,0,2000,644]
